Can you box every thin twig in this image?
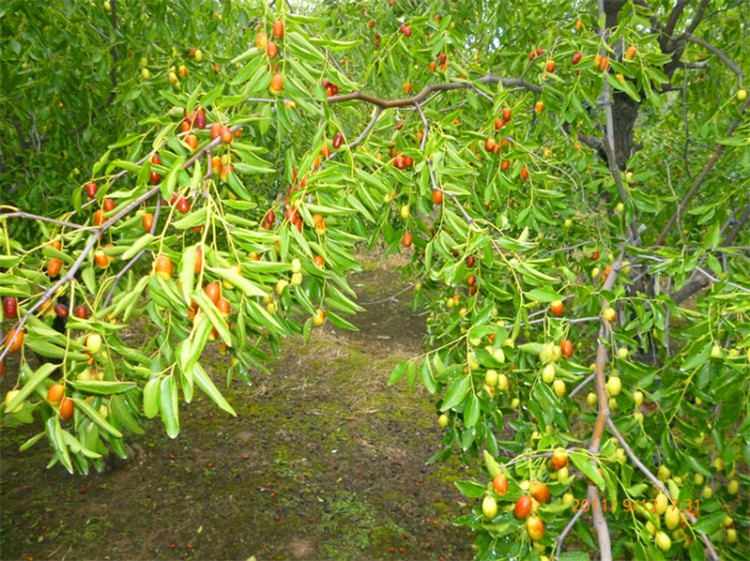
[508,138,582,194]
[656,96,750,245]
[607,418,720,561]
[556,509,584,555]
[349,108,383,149]
[570,373,595,398]
[0,211,88,230]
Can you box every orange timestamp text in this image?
[572,498,700,514]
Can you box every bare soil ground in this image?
[0,260,476,561]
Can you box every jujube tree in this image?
[1,1,749,560]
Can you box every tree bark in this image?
[611,91,641,169]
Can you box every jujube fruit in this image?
[526,515,544,541]
[514,495,532,519]
[142,212,154,232]
[3,297,18,318]
[155,255,173,279]
[47,383,65,404]
[492,473,508,495]
[205,282,221,304]
[48,258,63,278]
[530,481,550,503]
[550,300,564,317]
[59,397,74,420]
[4,329,25,352]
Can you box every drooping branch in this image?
[102,196,162,308]
[607,419,720,561]
[656,96,750,246]
[413,103,474,224]
[0,127,238,364]
[683,34,746,78]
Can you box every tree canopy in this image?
[1,1,749,560]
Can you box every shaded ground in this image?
[0,259,476,561]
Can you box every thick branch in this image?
[656,96,750,245]
[326,75,540,109]
[663,0,690,42]
[588,485,612,561]
[683,0,710,36]
[669,264,750,304]
[576,132,604,152]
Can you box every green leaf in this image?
[143,378,160,419]
[440,374,472,411]
[483,450,500,476]
[193,363,236,416]
[558,553,591,561]
[72,397,123,438]
[194,292,232,346]
[61,430,102,459]
[161,156,185,200]
[159,375,180,438]
[69,380,136,394]
[179,245,198,305]
[454,480,487,498]
[19,431,46,452]
[388,362,407,386]
[570,451,605,489]
[464,393,480,427]
[690,511,725,534]
[3,363,57,412]
[420,359,437,393]
[681,341,712,371]
[525,288,561,302]
[46,417,73,474]
[209,266,267,298]
[121,234,155,260]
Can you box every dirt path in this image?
[1,262,475,561]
